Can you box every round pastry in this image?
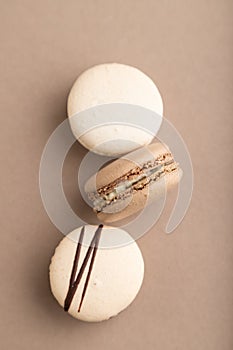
[49,225,144,322]
[67,63,163,156]
[85,142,182,223]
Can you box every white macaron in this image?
[49,225,144,322]
[67,63,163,156]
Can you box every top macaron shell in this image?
[67,63,163,156]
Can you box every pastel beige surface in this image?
[1,1,232,350]
[67,63,163,155]
[49,226,144,322]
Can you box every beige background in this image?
[0,1,232,349]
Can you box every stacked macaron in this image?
[49,63,181,322]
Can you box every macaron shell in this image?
[49,226,144,322]
[67,63,163,155]
[68,63,163,116]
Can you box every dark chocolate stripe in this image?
[64,225,103,312]
[78,226,102,312]
[64,226,85,311]
[69,226,85,288]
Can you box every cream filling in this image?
[88,153,178,213]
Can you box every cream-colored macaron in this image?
[67,63,163,156]
[49,225,144,322]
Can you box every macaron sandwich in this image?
[85,142,182,223]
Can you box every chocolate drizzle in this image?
[64,224,103,313]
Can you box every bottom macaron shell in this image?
[49,226,144,322]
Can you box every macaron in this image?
[49,225,144,322]
[85,142,182,223]
[67,63,163,156]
